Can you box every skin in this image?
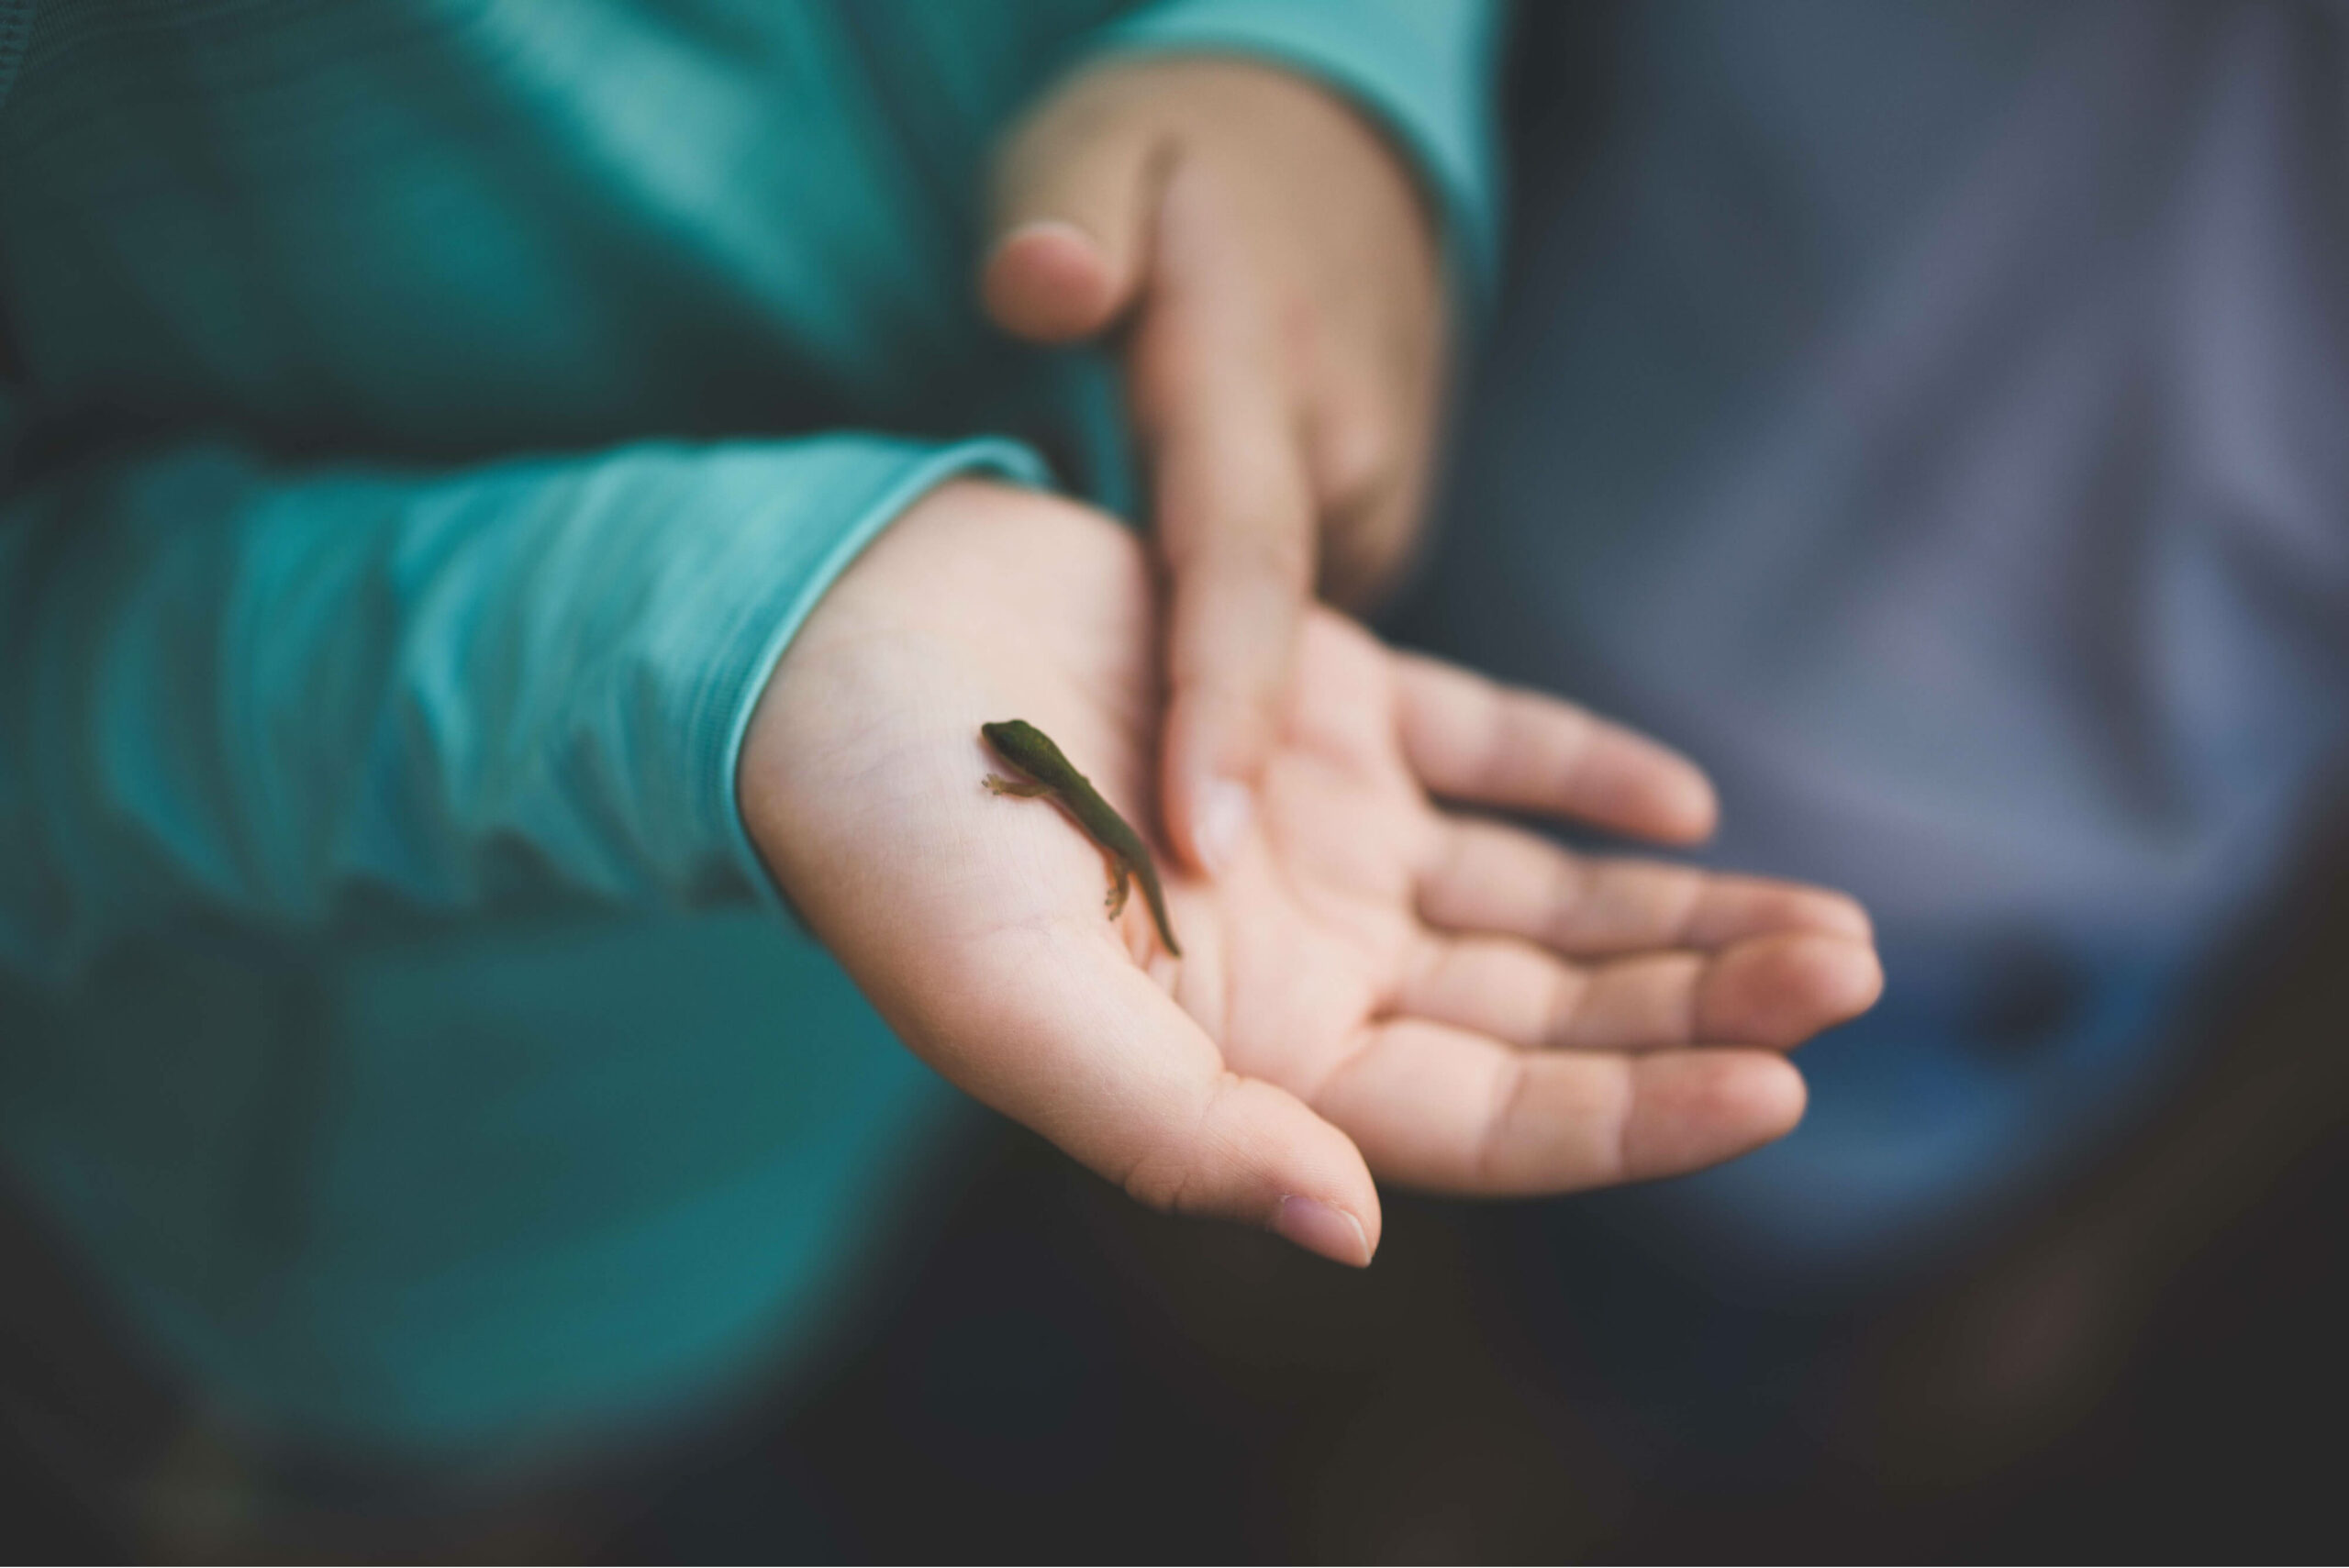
[983,718,1183,958]
[739,481,1885,1267]
[985,59,1449,878]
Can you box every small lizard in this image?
[981,718,1182,958]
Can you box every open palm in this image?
[741,482,1880,1263]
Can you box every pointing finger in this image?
[1131,161,1318,876]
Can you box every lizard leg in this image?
[1104,858,1131,918]
[984,773,1051,798]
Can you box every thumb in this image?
[927,934,1383,1266]
[982,99,1163,342]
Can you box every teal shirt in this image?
[0,0,1496,1454]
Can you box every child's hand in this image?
[740,482,1881,1266]
[982,58,1448,880]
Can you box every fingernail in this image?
[993,217,1096,260]
[1197,778,1252,875]
[1273,1195,1370,1266]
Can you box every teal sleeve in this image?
[1088,0,1506,306]
[0,431,1046,984]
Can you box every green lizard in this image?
[981,719,1183,958]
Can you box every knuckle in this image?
[1117,1072,1246,1217]
[1165,506,1315,589]
[1120,1149,1194,1215]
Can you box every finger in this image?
[925,922,1381,1264]
[1133,162,1318,876]
[1308,398,1432,613]
[1305,316,1444,612]
[982,89,1162,341]
[1419,816,1876,955]
[1399,930,1885,1054]
[1314,1019,1809,1195]
[1393,652,1718,843]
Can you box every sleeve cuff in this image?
[693,437,1052,917]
